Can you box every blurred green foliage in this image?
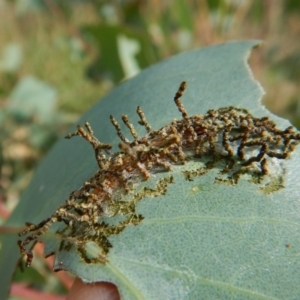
[0,0,300,298]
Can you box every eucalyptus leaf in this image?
[2,40,300,299]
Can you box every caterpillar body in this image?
[18,81,300,266]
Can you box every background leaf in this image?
[83,24,157,82]
[0,43,23,74]
[7,76,57,122]
[2,40,300,299]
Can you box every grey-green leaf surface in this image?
[2,40,300,299]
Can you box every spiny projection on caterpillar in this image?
[18,81,300,267]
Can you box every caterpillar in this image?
[18,81,300,266]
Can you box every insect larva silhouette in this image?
[18,81,300,266]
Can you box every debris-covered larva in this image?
[18,81,300,266]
